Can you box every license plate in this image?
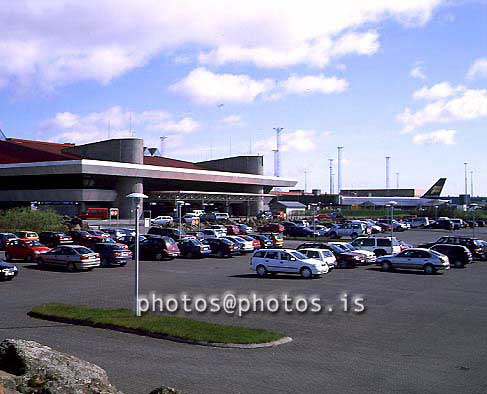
[121,252,128,257]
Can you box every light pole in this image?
[387,201,398,239]
[469,203,479,238]
[126,192,148,317]
[434,205,439,221]
[309,203,319,238]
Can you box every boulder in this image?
[0,339,123,394]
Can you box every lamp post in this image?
[386,201,398,239]
[434,205,439,221]
[469,203,479,238]
[309,203,319,238]
[126,192,148,317]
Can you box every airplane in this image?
[339,178,449,208]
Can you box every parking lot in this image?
[2,228,487,394]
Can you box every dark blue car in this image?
[178,239,212,258]
[0,259,18,281]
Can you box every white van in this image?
[351,237,402,256]
[250,249,329,279]
[214,212,230,221]
[406,217,430,228]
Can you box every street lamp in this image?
[309,203,319,238]
[469,203,479,238]
[386,201,398,239]
[434,205,439,221]
[126,192,148,317]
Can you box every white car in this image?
[151,216,174,225]
[299,248,336,270]
[377,248,450,274]
[201,229,222,239]
[207,225,227,236]
[351,237,402,256]
[250,249,329,279]
[328,242,376,263]
[226,235,254,252]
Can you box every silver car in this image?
[37,245,100,271]
[377,248,450,275]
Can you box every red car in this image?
[5,239,50,263]
[258,223,285,233]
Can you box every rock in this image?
[148,388,186,394]
[0,339,123,394]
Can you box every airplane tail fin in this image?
[421,178,446,199]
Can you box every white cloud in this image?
[169,68,273,104]
[412,129,456,145]
[171,68,347,104]
[410,65,427,80]
[412,82,459,100]
[467,58,487,79]
[220,115,243,127]
[0,1,443,90]
[398,88,487,132]
[40,106,200,146]
[254,129,332,153]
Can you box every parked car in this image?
[222,237,245,254]
[429,244,472,268]
[100,227,133,241]
[405,217,430,228]
[327,223,368,239]
[239,235,261,250]
[259,232,284,248]
[201,229,223,239]
[252,234,274,249]
[377,248,450,274]
[37,245,100,271]
[237,224,253,234]
[258,223,284,233]
[205,238,237,257]
[87,229,110,238]
[39,231,73,247]
[284,225,319,238]
[225,225,240,235]
[0,233,18,250]
[250,249,329,278]
[299,248,337,270]
[15,231,39,241]
[178,239,212,258]
[147,226,192,242]
[296,242,365,268]
[328,242,376,264]
[117,235,147,249]
[5,239,50,263]
[292,219,310,227]
[0,259,18,281]
[206,225,227,236]
[93,243,132,266]
[200,212,229,222]
[151,216,174,225]
[450,218,465,229]
[427,219,454,230]
[66,230,96,245]
[226,235,254,252]
[351,237,402,256]
[137,235,180,260]
[418,236,486,260]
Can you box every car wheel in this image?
[256,265,267,277]
[382,261,392,272]
[186,252,194,259]
[4,252,11,262]
[67,262,77,272]
[300,267,312,279]
[423,264,436,275]
[454,260,465,268]
[216,250,224,258]
[155,253,163,261]
[119,262,127,267]
[101,257,108,267]
[24,255,34,263]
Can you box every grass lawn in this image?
[30,303,286,345]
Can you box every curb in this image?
[28,312,293,349]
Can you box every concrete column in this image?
[116,177,143,219]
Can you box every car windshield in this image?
[27,241,42,247]
[330,244,346,253]
[344,243,356,251]
[430,250,444,257]
[391,239,400,246]
[73,247,92,254]
[474,240,484,246]
[290,251,308,259]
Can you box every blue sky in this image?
[0,1,486,196]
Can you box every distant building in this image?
[269,200,307,217]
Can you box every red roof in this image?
[143,155,206,170]
[0,138,207,171]
[0,138,79,164]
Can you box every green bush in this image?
[0,207,66,233]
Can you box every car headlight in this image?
[34,250,40,254]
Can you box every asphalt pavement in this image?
[1,228,487,394]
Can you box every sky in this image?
[0,0,486,196]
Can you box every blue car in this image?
[0,259,18,281]
[178,239,212,258]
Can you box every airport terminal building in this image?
[0,137,296,218]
